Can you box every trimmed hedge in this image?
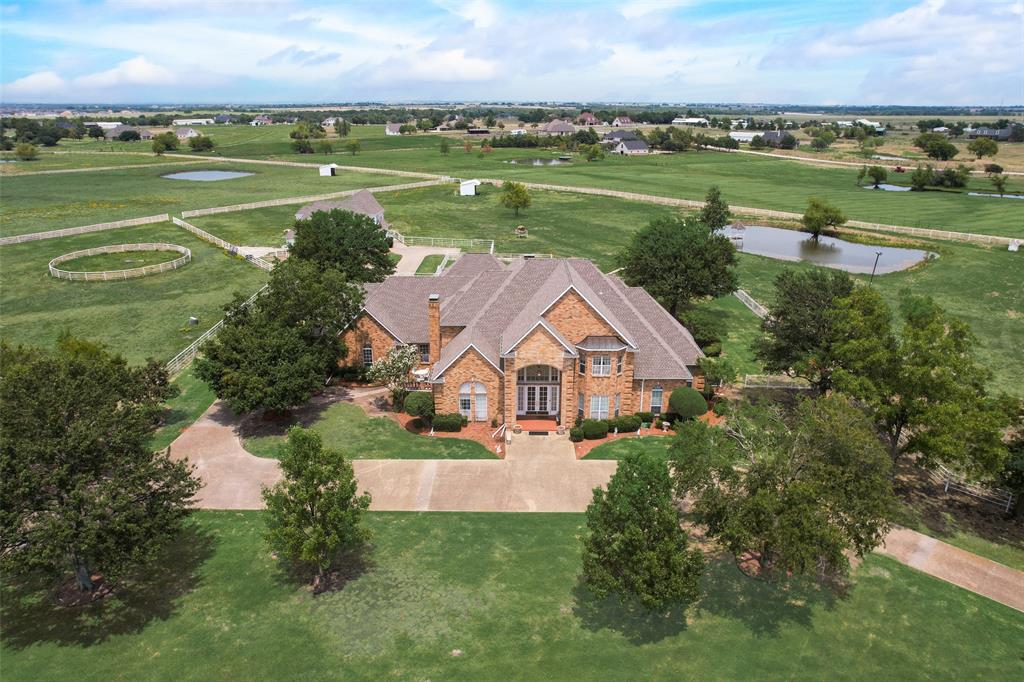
[669,387,708,420]
[432,413,464,432]
[404,391,434,422]
[634,411,654,424]
[569,427,584,442]
[609,415,641,433]
[581,419,609,440]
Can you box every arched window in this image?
[459,381,488,421]
[650,385,664,415]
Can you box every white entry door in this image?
[517,385,559,415]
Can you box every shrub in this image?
[404,391,434,424]
[581,419,609,440]
[713,399,729,416]
[14,143,37,161]
[669,387,708,420]
[432,413,463,432]
[635,411,654,425]
[702,342,722,357]
[610,415,641,433]
[984,163,1004,174]
[569,427,584,442]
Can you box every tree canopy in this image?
[753,268,855,393]
[290,209,395,283]
[365,345,420,408]
[966,136,998,159]
[263,427,371,592]
[0,336,199,593]
[618,217,738,318]
[801,198,846,240]
[499,181,531,216]
[698,185,731,231]
[671,396,894,579]
[913,132,958,160]
[581,450,704,611]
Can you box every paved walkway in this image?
[391,244,460,275]
[169,399,1024,611]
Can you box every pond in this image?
[863,183,912,192]
[722,225,934,274]
[968,192,1024,200]
[504,158,568,166]
[163,170,254,181]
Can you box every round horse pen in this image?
[48,243,192,281]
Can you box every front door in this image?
[517,384,559,415]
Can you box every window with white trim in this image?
[616,355,623,375]
[578,393,584,421]
[591,355,611,376]
[361,344,373,367]
[578,356,585,374]
[590,395,609,420]
[614,393,621,417]
[417,344,430,363]
[650,385,664,415]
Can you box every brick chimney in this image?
[428,294,441,364]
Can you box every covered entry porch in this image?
[514,364,562,427]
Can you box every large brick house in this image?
[340,254,704,428]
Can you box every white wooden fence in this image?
[387,229,495,253]
[734,289,768,318]
[0,214,171,245]
[164,284,268,376]
[172,216,274,271]
[927,464,1016,513]
[49,243,191,281]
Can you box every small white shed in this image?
[460,179,482,196]
[319,164,338,177]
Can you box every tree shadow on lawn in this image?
[571,581,690,645]
[233,386,357,440]
[269,544,375,597]
[1,522,215,650]
[695,558,845,638]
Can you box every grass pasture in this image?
[0,163,409,237]
[2,511,1021,681]
[59,248,186,272]
[242,402,495,460]
[0,221,268,363]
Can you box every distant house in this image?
[295,189,386,226]
[250,115,272,126]
[138,128,154,140]
[172,118,214,126]
[728,131,759,143]
[760,131,798,148]
[603,130,638,143]
[319,163,338,177]
[855,118,886,134]
[176,127,200,140]
[322,117,338,127]
[105,124,152,140]
[543,119,575,136]
[385,123,403,136]
[577,112,600,126]
[508,128,528,136]
[91,121,123,130]
[460,179,482,196]
[214,114,237,124]
[611,116,633,127]
[615,139,650,155]
[931,126,950,134]
[966,126,1013,141]
[671,117,709,126]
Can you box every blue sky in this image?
[1,0,1021,105]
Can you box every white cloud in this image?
[433,0,498,28]
[73,56,176,89]
[619,0,693,20]
[1,70,67,98]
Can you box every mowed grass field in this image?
[0,163,409,237]
[0,222,267,363]
[2,512,1021,682]
[41,124,1024,237]
[0,150,202,173]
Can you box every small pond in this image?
[863,183,912,192]
[722,225,934,274]
[163,170,254,181]
[504,158,569,166]
[968,192,1024,200]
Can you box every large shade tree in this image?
[671,396,894,579]
[830,288,1009,477]
[0,336,199,593]
[582,451,704,611]
[290,209,395,283]
[618,217,738,318]
[753,268,855,394]
[196,260,363,413]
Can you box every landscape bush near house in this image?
[431,413,465,432]
[668,386,707,421]
[403,391,434,424]
[581,419,610,440]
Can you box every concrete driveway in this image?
[391,244,460,275]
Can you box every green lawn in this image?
[3,511,1021,681]
[0,222,268,363]
[0,150,197,172]
[584,436,673,461]
[148,367,216,452]
[416,253,445,274]
[0,164,408,237]
[59,248,185,272]
[695,294,764,376]
[242,402,496,459]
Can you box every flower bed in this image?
[387,411,505,458]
